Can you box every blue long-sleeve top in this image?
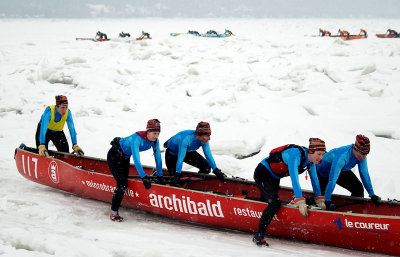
[317,144,375,201]
[38,107,77,145]
[119,132,163,178]
[260,147,322,199]
[166,130,217,173]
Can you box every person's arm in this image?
[284,149,310,217]
[66,110,78,145]
[175,137,190,173]
[284,150,303,199]
[39,107,52,145]
[324,157,346,201]
[309,164,322,197]
[358,159,375,197]
[130,137,147,178]
[153,139,163,176]
[202,142,217,170]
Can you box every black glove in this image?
[156,176,166,185]
[141,176,152,190]
[371,195,381,206]
[213,168,226,181]
[325,201,335,211]
[172,172,181,185]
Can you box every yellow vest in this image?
[48,105,68,131]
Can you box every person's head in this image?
[353,134,370,160]
[55,95,68,116]
[308,138,326,164]
[195,121,211,144]
[146,119,160,142]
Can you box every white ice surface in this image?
[1,18,399,256]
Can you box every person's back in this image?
[142,31,150,38]
[166,130,202,154]
[317,145,355,178]
[164,122,225,181]
[316,135,380,209]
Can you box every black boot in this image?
[110,211,124,222]
[253,233,269,247]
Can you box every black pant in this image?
[35,124,69,153]
[107,146,131,212]
[253,164,281,235]
[165,148,211,175]
[318,170,364,198]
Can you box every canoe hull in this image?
[14,147,400,256]
[376,34,399,38]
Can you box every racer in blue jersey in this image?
[252,138,327,247]
[317,135,381,210]
[164,122,226,183]
[188,30,201,36]
[35,95,84,157]
[107,119,163,222]
[319,28,331,37]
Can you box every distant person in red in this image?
[35,95,84,157]
[359,29,368,38]
[319,29,331,37]
[338,29,350,39]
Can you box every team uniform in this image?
[165,130,217,175]
[164,122,226,182]
[252,139,326,247]
[35,105,77,152]
[108,119,162,222]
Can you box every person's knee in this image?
[267,198,281,212]
[351,184,364,197]
[198,167,211,174]
[115,183,128,193]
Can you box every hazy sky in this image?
[1,0,400,18]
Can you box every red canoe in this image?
[341,35,366,40]
[136,37,152,40]
[376,34,400,38]
[14,146,400,256]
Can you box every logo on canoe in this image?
[48,160,59,184]
[149,193,224,217]
[333,217,390,233]
[333,217,345,230]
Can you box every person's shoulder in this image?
[179,129,195,135]
[43,106,52,114]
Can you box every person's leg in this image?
[253,164,281,244]
[317,171,329,196]
[336,170,364,197]
[35,124,41,148]
[50,131,69,153]
[107,147,130,213]
[183,151,211,174]
[165,148,178,176]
